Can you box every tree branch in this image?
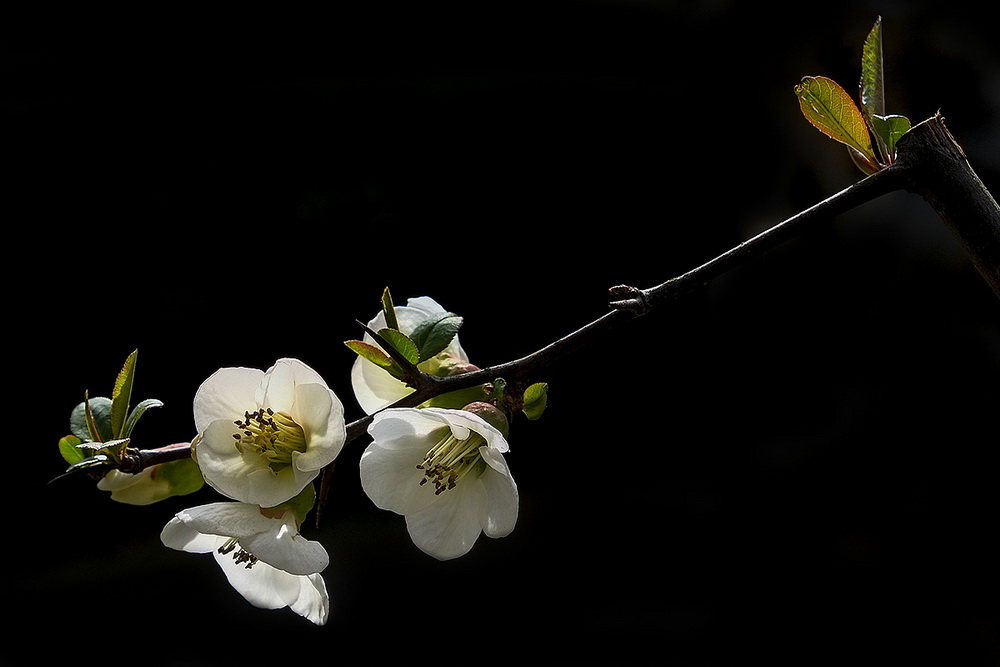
[56,114,999,508]
[893,113,1000,297]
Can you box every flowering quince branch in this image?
[50,19,999,626]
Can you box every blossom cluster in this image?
[64,297,519,625]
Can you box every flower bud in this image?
[461,401,510,438]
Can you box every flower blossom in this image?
[160,499,330,625]
[351,296,473,414]
[359,404,518,560]
[192,358,346,508]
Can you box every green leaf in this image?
[345,340,410,381]
[377,328,420,366]
[346,339,396,368]
[381,287,399,332]
[72,395,114,442]
[122,397,164,438]
[521,382,549,421]
[111,350,138,439]
[795,76,878,169]
[58,435,85,465]
[410,312,463,361]
[860,16,885,122]
[869,114,910,163]
[76,437,130,454]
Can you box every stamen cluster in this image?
[218,537,259,569]
[231,408,307,469]
[416,430,485,494]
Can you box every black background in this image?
[8,2,1000,665]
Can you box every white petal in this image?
[291,383,346,471]
[171,502,275,538]
[214,550,296,610]
[287,573,330,626]
[193,367,263,434]
[194,420,267,502]
[160,517,228,554]
[244,466,310,509]
[350,357,415,414]
[259,358,327,413]
[359,440,439,515]
[405,481,487,560]
[241,522,330,575]
[421,408,509,453]
[214,554,330,625]
[478,448,519,538]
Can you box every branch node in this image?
[608,285,650,314]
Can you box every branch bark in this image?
[57,114,999,497]
[892,113,1000,297]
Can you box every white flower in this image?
[359,406,518,560]
[192,358,346,508]
[160,501,330,625]
[350,296,471,414]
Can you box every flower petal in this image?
[291,382,345,472]
[288,573,330,626]
[241,522,330,576]
[193,367,263,434]
[478,447,519,538]
[405,481,487,560]
[359,438,440,515]
[160,516,227,554]
[258,358,328,413]
[170,502,275,538]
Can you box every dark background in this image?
[7,1,1000,665]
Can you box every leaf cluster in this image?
[795,17,911,174]
[58,350,163,475]
[344,287,465,384]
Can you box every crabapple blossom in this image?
[359,403,518,560]
[192,358,345,508]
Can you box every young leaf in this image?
[122,397,164,438]
[58,435,86,465]
[345,340,399,372]
[869,114,911,164]
[77,393,115,443]
[111,350,138,439]
[860,16,885,122]
[521,382,549,421]
[795,76,879,168]
[377,328,420,366]
[381,287,399,332]
[410,312,463,361]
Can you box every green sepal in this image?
[521,382,549,421]
[154,457,205,498]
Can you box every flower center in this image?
[218,537,259,569]
[232,408,307,471]
[416,428,486,494]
